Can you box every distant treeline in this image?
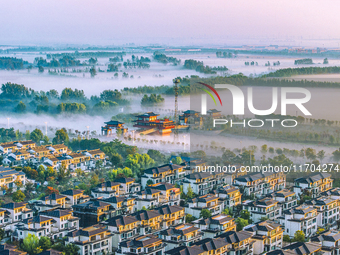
[123,74,340,97]
[216,51,236,58]
[184,59,228,74]
[34,56,82,67]
[123,55,151,69]
[0,57,29,70]
[153,51,181,65]
[262,66,340,77]
[0,82,129,115]
[46,51,126,59]
[294,58,313,65]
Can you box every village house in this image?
[182,172,214,196]
[141,163,186,188]
[294,173,333,199]
[267,189,298,211]
[100,196,135,215]
[215,231,255,255]
[149,182,181,206]
[192,214,236,238]
[104,215,140,247]
[0,166,26,193]
[72,200,113,228]
[134,188,161,210]
[40,209,80,239]
[60,189,90,207]
[115,177,141,194]
[305,196,340,228]
[117,234,166,255]
[280,205,318,238]
[159,223,202,250]
[244,220,283,253]
[15,215,54,240]
[131,210,163,235]
[155,204,185,229]
[91,181,122,198]
[66,226,113,255]
[212,185,242,208]
[234,172,286,198]
[311,230,340,255]
[186,194,222,218]
[267,242,322,255]
[243,198,282,223]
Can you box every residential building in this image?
[134,188,161,210]
[60,189,90,207]
[186,194,222,218]
[243,198,282,223]
[66,226,112,255]
[141,164,186,188]
[72,200,113,227]
[294,173,333,199]
[267,189,298,210]
[104,215,139,247]
[100,196,135,215]
[40,209,80,239]
[131,210,163,235]
[0,244,27,255]
[212,185,241,208]
[155,204,185,229]
[91,181,121,198]
[305,196,340,228]
[234,172,286,198]
[0,166,26,192]
[183,172,214,196]
[193,214,236,238]
[117,235,166,255]
[15,216,54,240]
[280,205,318,238]
[311,230,340,255]
[244,220,283,253]
[216,231,255,255]
[268,242,322,255]
[149,183,181,206]
[115,177,141,194]
[159,224,202,250]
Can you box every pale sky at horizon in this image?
[1,0,340,46]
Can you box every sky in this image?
[1,0,340,46]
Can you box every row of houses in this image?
[0,140,107,171]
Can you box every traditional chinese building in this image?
[102,121,128,136]
[133,112,175,136]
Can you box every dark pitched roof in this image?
[193,214,234,225]
[120,235,161,248]
[96,181,121,188]
[166,246,204,255]
[234,172,273,182]
[1,202,27,210]
[150,182,176,191]
[67,226,108,237]
[72,200,111,210]
[131,210,161,221]
[295,173,332,184]
[282,242,321,255]
[155,205,184,215]
[185,172,211,180]
[311,231,340,242]
[215,231,253,243]
[23,216,53,224]
[144,164,182,175]
[191,238,227,251]
[61,189,84,196]
[105,215,138,227]
[115,177,135,183]
[40,209,72,218]
[244,220,281,232]
[44,194,67,200]
[159,224,199,236]
[36,249,63,255]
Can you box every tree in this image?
[38,66,44,73]
[283,235,291,243]
[12,190,25,202]
[63,243,80,255]
[261,144,268,154]
[200,209,212,219]
[110,153,123,167]
[30,129,44,144]
[38,236,52,251]
[90,66,97,77]
[147,149,166,164]
[236,218,248,231]
[317,150,326,163]
[240,210,250,220]
[185,214,197,223]
[52,129,69,145]
[293,230,305,242]
[21,234,42,255]
[146,179,154,186]
[172,157,182,165]
[222,149,236,162]
[186,184,195,199]
[15,101,26,113]
[0,228,5,241]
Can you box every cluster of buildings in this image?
[0,140,107,171]
[0,148,339,255]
